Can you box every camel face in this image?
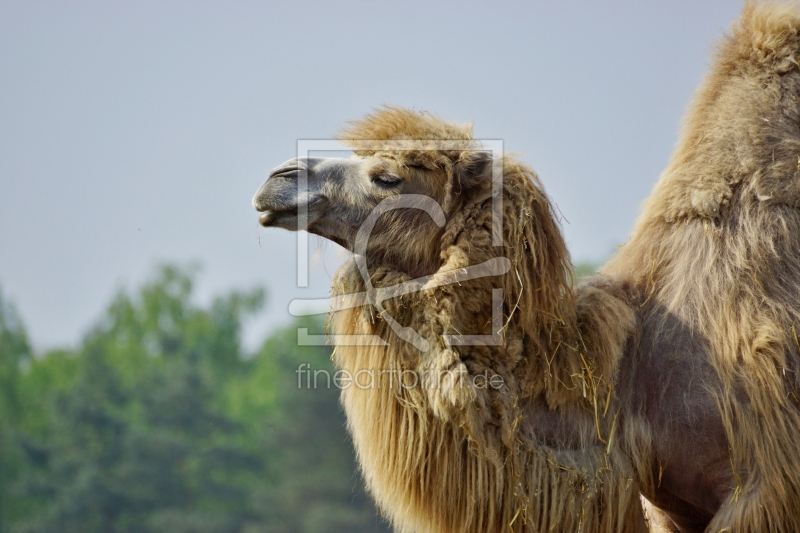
[254,156,368,240]
[254,150,488,276]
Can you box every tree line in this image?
[0,265,389,533]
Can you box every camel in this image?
[253,3,800,531]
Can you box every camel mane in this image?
[331,107,642,532]
[605,2,800,530]
[339,106,474,146]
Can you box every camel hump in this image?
[641,1,800,223]
[737,1,800,63]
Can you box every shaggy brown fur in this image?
[603,2,800,531]
[329,109,645,532]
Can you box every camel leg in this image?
[642,497,680,533]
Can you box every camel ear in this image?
[454,150,493,192]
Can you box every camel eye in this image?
[372,175,402,189]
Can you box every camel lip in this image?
[258,211,278,227]
[257,195,325,229]
[258,209,298,229]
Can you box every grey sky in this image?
[0,1,743,351]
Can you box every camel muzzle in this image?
[253,157,325,229]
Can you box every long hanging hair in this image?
[330,107,643,532]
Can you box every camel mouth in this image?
[258,210,279,227]
[257,208,302,229]
[256,194,325,230]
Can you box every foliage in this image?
[573,261,599,284]
[0,290,32,529]
[0,267,389,533]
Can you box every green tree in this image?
[0,288,32,531]
[242,320,388,533]
[6,265,389,533]
[573,261,599,283]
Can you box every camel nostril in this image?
[269,159,308,179]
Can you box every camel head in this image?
[253,107,494,278]
[254,107,579,379]
[254,106,591,408]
